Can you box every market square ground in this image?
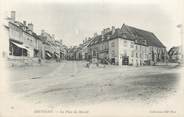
[6,61,181,107]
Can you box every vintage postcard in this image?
[0,0,184,117]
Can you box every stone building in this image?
[66,46,78,60]
[75,37,92,60]
[55,40,67,60]
[4,11,43,59]
[39,30,63,60]
[88,24,167,66]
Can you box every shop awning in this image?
[55,53,60,58]
[46,51,52,57]
[11,42,31,52]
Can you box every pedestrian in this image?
[86,62,90,68]
[38,58,41,65]
[96,63,99,67]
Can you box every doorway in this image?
[122,56,129,65]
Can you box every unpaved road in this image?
[7,61,180,107]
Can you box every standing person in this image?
[38,58,41,65]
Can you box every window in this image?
[140,53,142,58]
[130,42,134,48]
[111,42,115,47]
[101,45,104,50]
[122,34,127,38]
[124,50,127,56]
[136,53,138,58]
[111,50,115,57]
[124,40,127,47]
[136,45,138,50]
[131,51,134,57]
[93,50,96,56]
[135,40,138,43]
[104,44,107,49]
[107,35,110,40]
[143,40,147,45]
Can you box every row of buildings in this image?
[3,11,67,62]
[2,11,168,66]
[73,24,167,66]
[67,38,92,60]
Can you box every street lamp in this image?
[177,24,183,63]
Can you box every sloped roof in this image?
[9,21,42,41]
[125,24,165,48]
[88,24,165,48]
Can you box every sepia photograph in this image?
[0,0,184,116]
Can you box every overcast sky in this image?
[1,0,183,49]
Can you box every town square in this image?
[0,1,183,116]
[1,9,182,106]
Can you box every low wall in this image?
[7,56,40,67]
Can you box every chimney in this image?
[105,28,110,33]
[102,28,110,35]
[84,37,88,43]
[112,26,115,34]
[28,23,33,31]
[11,11,16,22]
[107,35,110,40]
[101,29,105,35]
[60,40,62,44]
[94,32,98,37]
[23,20,27,26]
[52,34,55,39]
[41,30,45,35]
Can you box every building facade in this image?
[5,11,43,59]
[3,11,66,63]
[88,24,167,66]
[75,38,92,61]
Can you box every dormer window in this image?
[122,34,127,39]
[143,40,147,45]
[101,35,105,41]
[107,35,110,40]
[95,40,98,44]
[111,42,115,47]
[130,41,134,48]
[135,40,138,43]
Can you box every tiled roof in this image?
[88,24,165,48]
[125,25,165,48]
[9,21,42,41]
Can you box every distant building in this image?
[55,40,67,60]
[39,30,54,60]
[39,30,67,61]
[66,46,78,60]
[168,46,183,63]
[75,37,93,60]
[88,24,167,66]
